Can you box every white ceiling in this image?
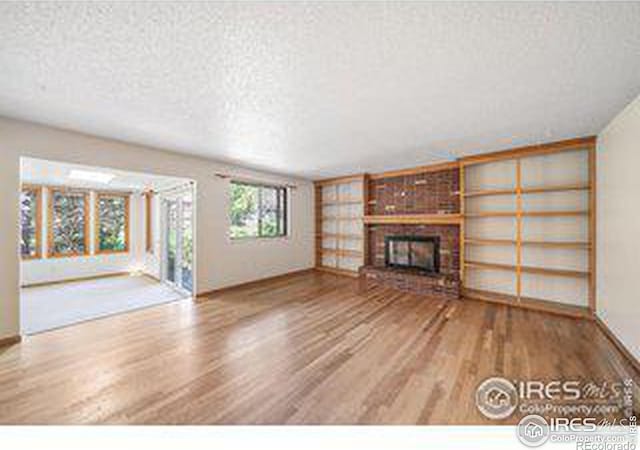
[1,3,639,179]
[21,157,189,192]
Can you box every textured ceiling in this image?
[1,2,640,179]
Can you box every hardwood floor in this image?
[0,271,637,424]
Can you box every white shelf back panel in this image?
[465,268,516,296]
[465,159,516,191]
[521,273,588,307]
[521,150,589,188]
[465,217,517,240]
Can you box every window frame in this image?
[95,191,130,255]
[144,191,154,254]
[47,187,91,258]
[20,184,43,260]
[229,180,289,240]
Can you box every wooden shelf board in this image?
[465,260,588,278]
[363,213,462,225]
[459,136,596,166]
[464,184,590,198]
[521,184,590,194]
[465,210,588,218]
[462,288,591,319]
[464,188,516,197]
[321,248,363,257]
[465,239,590,249]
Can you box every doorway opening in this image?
[19,157,197,335]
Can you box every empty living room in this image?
[0,2,639,449]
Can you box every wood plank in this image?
[459,136,596,166]
[521,183,590,194]
[0,271,636,425]
[465,260,589,278]
[0,335,21,348]
[465,210,588,218]
[465,239,590,249]
[464,183,590,198]
[363,214,462,225]
[464,188,516,197]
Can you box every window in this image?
[20,186,41,259]
[96,193,129,253]
[230,181,287,239]
[49,189,89,257]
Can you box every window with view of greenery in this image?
[20,188,40,258]
[97,194,129,252]
[50,190,88,256]
[230,182,287,239]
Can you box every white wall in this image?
[596,93,640,362]
[20,191,145,286]
[0,117,315,339]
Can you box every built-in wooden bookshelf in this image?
[460,136,596,314]
[314,175,367,277]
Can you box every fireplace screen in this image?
[385,235,440,273]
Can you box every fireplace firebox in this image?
[384,235,440,273]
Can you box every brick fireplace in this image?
[359,165,462,300]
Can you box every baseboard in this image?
[21,271,131,289]
[141,272,161,283]
[594,315,640,376]
[196,268,315,300]
[314,265,360,278]
[0,335,21,348]
[462,287,592,320]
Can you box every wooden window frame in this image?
[95,192,130,255]
[47,188,91,258]
[20,184,43,260]
[145,191,153,253]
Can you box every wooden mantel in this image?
[363,213,462,225]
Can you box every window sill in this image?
[95,249,130,255]
[230,235,290,244]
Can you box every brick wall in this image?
[368,168,460,215]
[361,167,461,299]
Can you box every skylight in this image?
[69,169,116,184]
